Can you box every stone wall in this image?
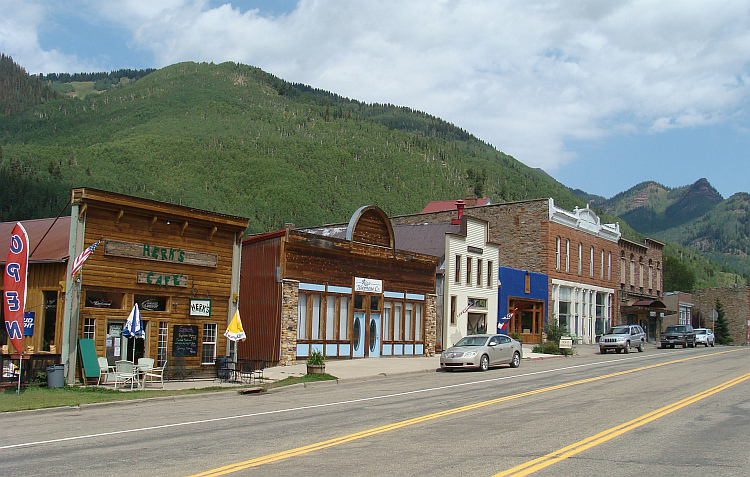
[691,287,750,346]
[279,279,300,366]
[424,293,438,356]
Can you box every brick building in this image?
[392,198,621,344]
[691,287,750,346]
[618,237,666,341]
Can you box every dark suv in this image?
[660,324,696,349]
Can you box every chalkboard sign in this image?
[172,325,199,357]
[78,338,100,379]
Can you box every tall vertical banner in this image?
[4,223,29,354]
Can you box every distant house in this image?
[393,203,500,351]
[420,195,492,213]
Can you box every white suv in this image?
[599,324,646,354]
[694,328,715,347]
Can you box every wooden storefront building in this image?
[1,188,248,384]
[61,188,248,383]
[240,206,438,366]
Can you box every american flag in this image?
[70,238,102,278]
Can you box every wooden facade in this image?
[240,206,438,366]
[62,188,248,383]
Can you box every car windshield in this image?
[696,329,706,335]
[455,336,488,347]
[607,326,630,335]
[666,326,686,332]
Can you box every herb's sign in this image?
[137,270,188,287]
[189,299,212,317]
[105,240,218,267]
[354,277,383,294]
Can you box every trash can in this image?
[215,356,232,380]
[46,364,65,388]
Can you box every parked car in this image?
[440,334,522,371]
[599,324,646,354]
[694,328,715,347]
[660,324,696,348]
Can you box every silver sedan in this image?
[440,334,522,371]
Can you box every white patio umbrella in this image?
[122,303,145,361]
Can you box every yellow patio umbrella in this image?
[224,309,246,342]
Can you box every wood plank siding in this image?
[71,188,247,378]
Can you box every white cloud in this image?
[5,0,750,177]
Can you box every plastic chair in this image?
[253,360,266,382]
[114,360,138,390]
[97,357,115,385]
[143,360,167,388]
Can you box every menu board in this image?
[172,325,199,357]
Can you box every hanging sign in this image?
[23,312,35,336]
[4,223,29,354]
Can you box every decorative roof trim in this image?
[548,198,621,242]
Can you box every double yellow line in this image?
[495,370,750,476]
[191,349,745,476]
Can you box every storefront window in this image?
[83,318,95,341]
[43,291,58,350]
[415,304,422,340]
[405,303,413,340]
[158,322,168,367]
[394,303,402,340]
[339,297,349,340]
[85,290,124,309]
[383,301,391,340]
[135,294,167,312]
[201,323,217,365]
[326,296,336,340]
[298,294,308,339]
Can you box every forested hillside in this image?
[0,59,585,233]
[0,53,60,116]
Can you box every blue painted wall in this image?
[497,266,548,333]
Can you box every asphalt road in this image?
[2,346,749,476]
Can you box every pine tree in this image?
[713,299,733,345]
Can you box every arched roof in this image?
[345,205,395,251]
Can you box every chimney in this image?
[464,195,478,207]
[452,200,465,225]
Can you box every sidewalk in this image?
[153,343,603,391]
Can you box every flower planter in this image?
[307,364,326,375]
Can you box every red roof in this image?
[420,198,491,213]
[0,217,71,263]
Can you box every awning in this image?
[631,300,667,308]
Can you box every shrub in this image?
[306,349,325,366]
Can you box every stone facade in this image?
[691,287,750,346]
[424,293,437,356]
[279,279,300,366]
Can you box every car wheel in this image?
[638,341,644,352]
[710,341,714,347]
[623,342,630,354]
[682,342,687,348]
[479,355,489,371]
[599,348,607,354]
[616,348,622,353]
[705,341,709,347]
[510,351,520,368]
[670,344,675,349]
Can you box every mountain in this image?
[0,53,60,116]
[0,57,585,233]
[586,178,748,285]
[587,178,723,234]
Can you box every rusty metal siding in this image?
[238,235,283,363]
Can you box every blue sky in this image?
[2,0,749,200]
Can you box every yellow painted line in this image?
[190,348,744,477]
[494,370,750,476]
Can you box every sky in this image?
[2,0,750,200]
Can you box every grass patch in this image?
[0,373,338,413]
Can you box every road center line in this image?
[0,349,739,452]
[188,349,743,476]
[493,371,750,476]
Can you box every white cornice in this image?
[548,198,621,242]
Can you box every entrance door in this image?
[509,299,544,344]
[368,313,381,358]
[106,320,147,363]
[353,312,365,357]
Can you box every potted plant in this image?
[306,349,326,375]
